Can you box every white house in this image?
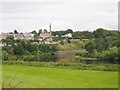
[14,33,34,40]
[62,33,72,38]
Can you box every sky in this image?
[0,0,118,33]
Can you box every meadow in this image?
[2,64,118,88]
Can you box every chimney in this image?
[49,23,52,41]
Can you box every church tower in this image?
[49,23,52,41]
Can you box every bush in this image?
[2,61,118,71]
[39,44,57,53]
[21,52,57,62]
[2,51,10,60]
[93,47,118,63]
[2,51,17,60]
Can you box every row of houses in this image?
[0,32,72,41]
[0,33,34,40]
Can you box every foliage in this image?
[85,41,95,53]
[39,44,57,53]
[73,31,94,39]
[76,46,118,64]
[2,51,16,60]
[14,30,18,34]
[3,62,118,71]
[94,46,118,63]
[60,40,64,45]
[13,43,24,56]
[21,52,57,62]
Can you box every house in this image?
[14,33,24,39]
[14,33,34,40]
[0,33,14,39]
[22,33,34,40]
[0,33,14,46]
[39,23,52,41]
[62,33,72,38]
[39,32,51,40]
[0,32,34,40]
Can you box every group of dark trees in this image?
[77,28,119,63]
[2,38,57,62]
[52,29,73,37]
[2,28,119,63]
[85,28,119,52]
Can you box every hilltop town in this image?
[0,23,73,46]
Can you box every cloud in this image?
[0,0,118,33]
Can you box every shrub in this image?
[21,52,57,62]
[2,51,17,61]
[2,51,10,60]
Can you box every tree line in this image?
[2,28,119,63]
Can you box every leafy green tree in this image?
[20,40,26,49]
[95,37,108,52]
[66,29,73,34]
[85,41,95,53]
[25,40,38,52]
[31,30,38,39]
[2,51,10,60]
[93,28,107,38]
[5,36,14,46]
[43,29,48,33]
[14,30,18,34]
[38,29,42,35]
[13,43,24,56]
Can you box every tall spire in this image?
[49,23,51,32]
[49,23,52,41]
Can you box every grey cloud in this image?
[0,1,118,32]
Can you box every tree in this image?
[93,28,106,38]
[38,29,42,35]
[66,29,73,34]
[43,29,48,33]
[31,30,38,39]
[31,30,37,35]
[95,37,108,52]
[2,51,10,60]
[14,30,18,34]
[85,41,95,53]
[25,40,38,52]
[13,43,24,56]
[5,36,14,46]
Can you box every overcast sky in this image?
[0,0,118,33]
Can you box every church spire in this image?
[49,23,51,32]
[49,23,52,41]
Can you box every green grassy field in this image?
[2,64,118,88]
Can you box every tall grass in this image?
[2,73,23,88]
[3,61,118,71]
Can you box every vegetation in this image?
[2,28,119,64]
[2,39,57,62]
[3,61,118,71]
[2,28,119,88]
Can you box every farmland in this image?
[2,64,118,88]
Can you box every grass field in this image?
[2,64,118,88]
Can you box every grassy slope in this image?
[57,40,85,50]
[2,64,118,88]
